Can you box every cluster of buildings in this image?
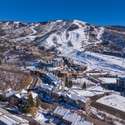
[30,58,125,125]
[0,55,125,125]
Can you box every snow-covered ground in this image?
[69,51,125,75]
[44,19,104,53]
[96,94,125,112]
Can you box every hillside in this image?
[0,20,125,75]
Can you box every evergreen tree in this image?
[82,82,87,89]
[68,80,73,88]
[0,58,2,65]
[64,77,68,87]
[36,97,40,107]
[28,93,34,107]
[65,77,73,88]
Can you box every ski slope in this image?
[69,51,125,75]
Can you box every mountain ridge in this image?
[0,19,125,56]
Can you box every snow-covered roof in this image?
[0,108,29,125]
[54,106,69,117]
[98,77,117,84]
[71,77,95,86]
[67,90,87,103]
[47,73,59,83]
[96,94,125,113]
[0,115,17,125]
[40,83,53,91]
[15,93,22,98]
[35,110,48,124]
[15,89,28,99]
[67,86,106,102]
[72,118,93,125]
[63,112,80,123]
[54,106,93,125]
[30,91,38,99]
[5,88,16,98]
[87,86,107,92]
[26,65,36,71]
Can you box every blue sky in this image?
[0,0,124,25]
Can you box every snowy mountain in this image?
[34,20,104,52]
[0,20,125,75]
[0,20,125,125]
[0,19,125,55]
